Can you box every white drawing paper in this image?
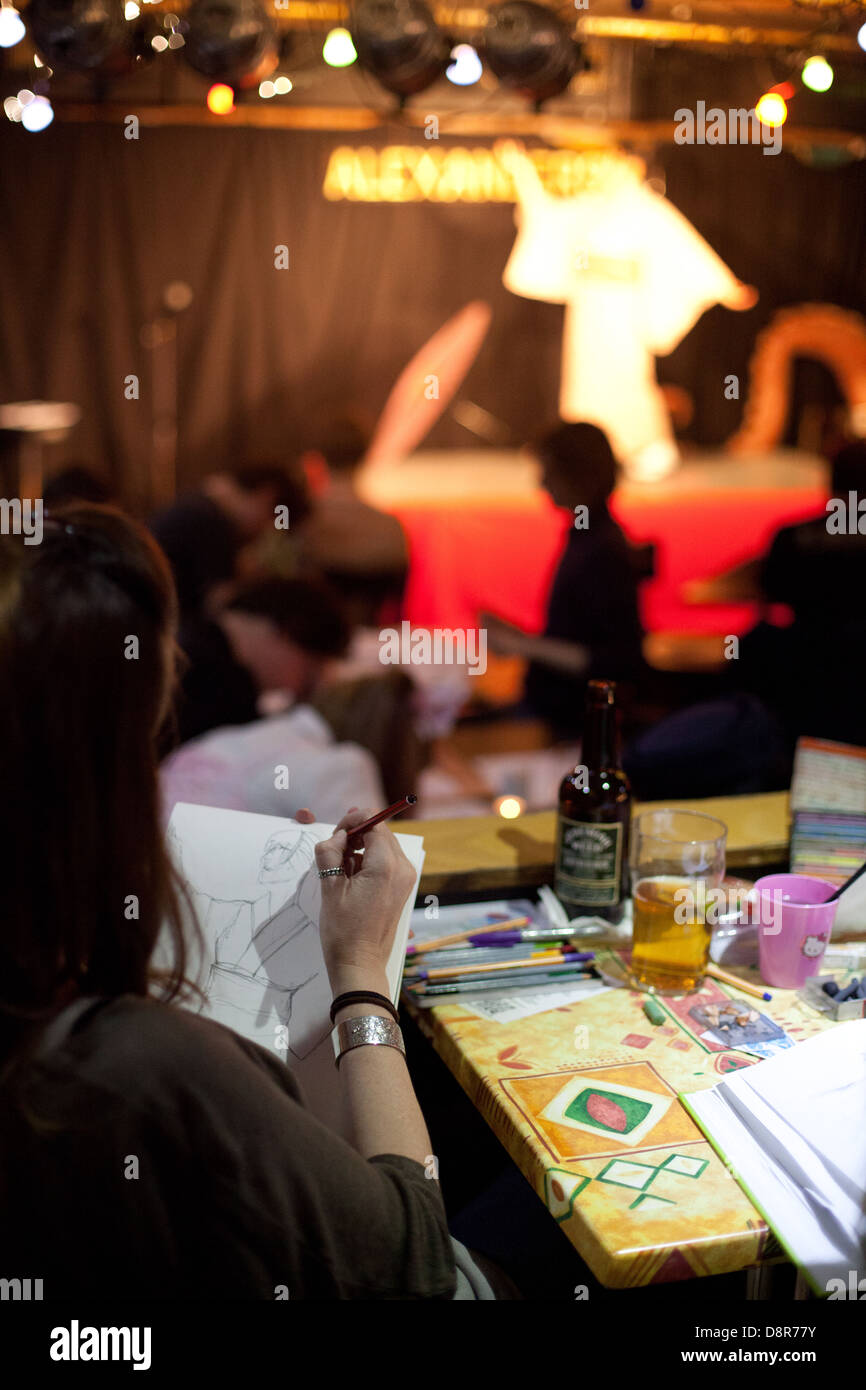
[165,803,424,1131]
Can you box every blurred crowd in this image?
[40,420,866,818]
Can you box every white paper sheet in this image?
[165,803,424,1131]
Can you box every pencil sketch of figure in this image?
[170,824,329,1060]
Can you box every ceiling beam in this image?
[55,102,866,153]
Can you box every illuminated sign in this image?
[322,144,637,203]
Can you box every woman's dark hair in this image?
[0,505,196,1071]
[224,577,350,658]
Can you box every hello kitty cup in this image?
[753,873,838,989]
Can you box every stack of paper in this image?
[682,1021,866,1292]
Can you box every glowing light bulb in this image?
[0,5,25,46]
[21,95,53,131]
[322,27,357,67]
[124,1,140,18]
[802,56,833,92]
[756,91,787,128]
[494,795,525,820]
[151,33,168,51]
[206,83,235,115]
[274,75,292,94]
[446,43,482,86]
[858,23,866,53]
[259,79,275,98]
[4,94,22,121]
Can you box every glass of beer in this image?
[630,810,727,993]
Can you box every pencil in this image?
[705,963,772,1001]
[346,794,417,841]
[408,968,596,997]
[406,916,530,955]
[415,949,591,981]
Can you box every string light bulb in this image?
[206,83,235,115]
[322,27,357,67]
[0,4,25,46]
[801,55,833,92]
[446,43,482,86]
[756,91,787,128]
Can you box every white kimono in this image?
[503,154,748,480]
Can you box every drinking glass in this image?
[630,809,727,993]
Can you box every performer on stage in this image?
[498,142,756,482]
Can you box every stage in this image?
[361,446,828,640]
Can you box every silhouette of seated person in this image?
[163,577,423,815]
[150,464,310,744]
[43,464,115,511]
[733,441,866,747]
[295,416,409,629]
[483,422,645,737]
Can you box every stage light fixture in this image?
[482,2,580,107]
[206,80,235,113]
[21,94,54,130]
[0,5,26,46]
[350,0,451,100]
[446,43,482,86]
[322,26,357,67]
[26,0,129,73]
[756,91,787,127]
[802,55,833,92]
[184,0,278,90]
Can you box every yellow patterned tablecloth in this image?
[403,954,845,1288]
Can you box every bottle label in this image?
[555,816,623,907]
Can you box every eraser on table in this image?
[642,997,666,1026]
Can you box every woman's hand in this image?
[314,807,418,993]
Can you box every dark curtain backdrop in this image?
[1,121,865,508]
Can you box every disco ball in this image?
[351,0,451,99]
[483,2,580,105]
[183,0,278,88]
[27,0,128,73]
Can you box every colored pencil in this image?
[406,916,530,956]
[415,949,593,981]
[346,794,417,841]
[408,968,596,997]
[705,964,772,1002]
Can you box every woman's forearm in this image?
[331,966,435,1165]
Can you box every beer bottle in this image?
[554,679,631,924]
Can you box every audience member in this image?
[483,422,646,736]
[735,440,866,747]
[43,464,114,510]
[163,578,387,819]
[0,505,474,1299]
[150,464,310,743]
[295,416,409,627]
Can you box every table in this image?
[403,792,791,899]
[403,943,850,1287]
[398,794,858,1287]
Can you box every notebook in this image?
[681,1021,866,1294]
[789,736,866,889]
[164,802,424,1131]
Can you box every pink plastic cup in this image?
[753,873,838,989]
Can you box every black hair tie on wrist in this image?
[330,991,399,1025]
